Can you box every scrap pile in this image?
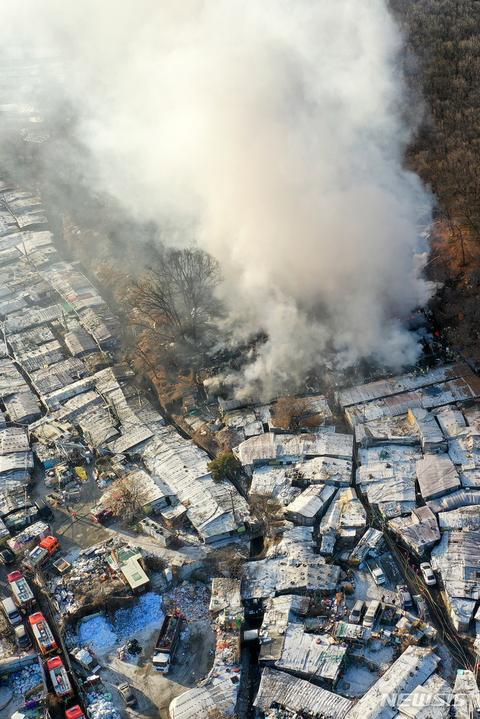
[48,545,119,615]
[75,592,164,655]
[85,688,120,719]
[9,663,44,698]
[163,581,211,621]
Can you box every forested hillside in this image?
[392,0,480,364]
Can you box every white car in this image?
[371,566,386,586]
[420,562,436,586]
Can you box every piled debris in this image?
[48,545,117,615]
[9,663,43,697]
[76,592,164,654]
[85,688,121,719]
[164,581,210,621]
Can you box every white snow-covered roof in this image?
[235,431,353,467]
[346,647,440,719]
[416,453,460,501]
[170,679,237,719]
[142,428,250,542]
[284,483,336,522]
[398,674,450,719]
[290,455,353,485]
[336,365,467,408]
[254,667,353,719]
[275,623,346,682]
[431,529,480,601]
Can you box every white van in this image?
[363,599,382,628]
[1,597,22,626]
[14,624,32,650]
[350,600,365,624]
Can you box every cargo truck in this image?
[7,570,35,610]
[152,614,182,673]
[28,611,58,655]
[46,655,73,698]
[26,536,60,568]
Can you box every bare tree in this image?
[128,247,222,365]
[271,395,315,431]
[105,477,150,523]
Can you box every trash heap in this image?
[48,546,121,614]
[77,614,117,653]
[10,663,43,697]
[164,581,210,621]
[114,592,163,637]
[86,688,121,719]
[0,623,15,660]
[76,592,164,655]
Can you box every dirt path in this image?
[95,621,216,719]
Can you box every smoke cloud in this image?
[0,0,433,397]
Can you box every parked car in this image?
[397,584,413,609]
[1,597,22,626]
[366,560,386,585]
[420,562,436,586]
[14,624,32,650]
[90,507,114,524]
[349,600,365,624]
[0,548,15,565]
[117,683,137,708]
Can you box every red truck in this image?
[28,611,58,655]
[26,536,61,568]
[7,571,35,611]
[65,707,85,719]
[46,655,73,698]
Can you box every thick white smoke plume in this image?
[1,0,433,397]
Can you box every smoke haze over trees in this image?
[0,1,435,397]
[390,0,480,364]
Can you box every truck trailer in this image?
[152,614,182,673]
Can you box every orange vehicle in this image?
[28,611,58,655]
[39,536,60,555]
[65,707,85,719]
[46,655,73,697]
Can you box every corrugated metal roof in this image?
[143,428,250,542]
[235,432,353,467]
[275,623,346,681]
[336,365,465,408]
[290,456,353,485]
[346,647,440,719]
[284,483,336,522]
[170,679,237,719]
[453,670,480,719]
[254,667,353,719]
[4,391,42,423]
[0,427,29,455]
[427,488,480,513]
[417,454,461,501]
[398,674,450,719]
[431,529,480,600]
